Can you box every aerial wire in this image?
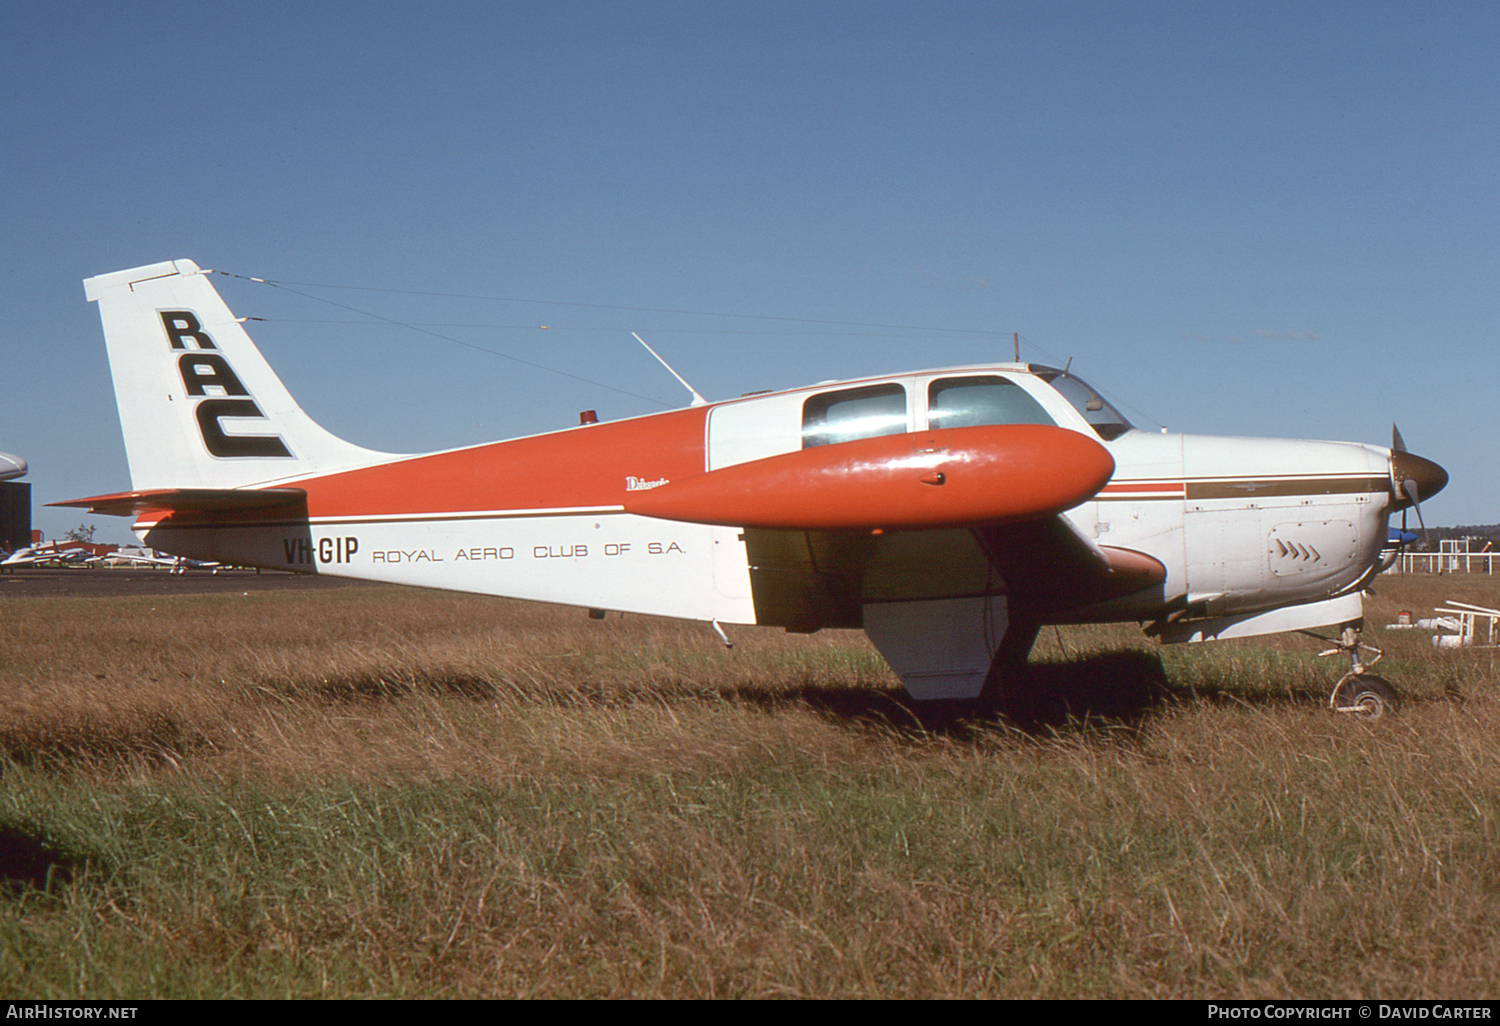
[226,273,1018,338]
[213,271,674,407]
[213,270,1164,426]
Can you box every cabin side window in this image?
[927,376,1055,430]
[802,383,908,448]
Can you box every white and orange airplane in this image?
[58,259,1447,717]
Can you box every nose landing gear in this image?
[1313,625,1399,720]
[1329,672,1398,719]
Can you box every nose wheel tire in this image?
[1330,673,1399,719]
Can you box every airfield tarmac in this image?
[0,567,369,598]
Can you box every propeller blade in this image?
[1389,440,1446,546]
[1403,477,1427,536]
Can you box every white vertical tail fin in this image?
[84,260,393,491]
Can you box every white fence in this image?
[1387,551,1498,574]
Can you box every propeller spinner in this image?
[1389,424,1448,536]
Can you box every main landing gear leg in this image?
[1316,624,1399,720]
[977,618,1041,715]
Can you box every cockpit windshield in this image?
[1035,370,1134,441]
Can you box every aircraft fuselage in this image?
[62,259,1448,702]
[129,363,1397,636]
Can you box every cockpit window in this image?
[1036,371,1134,441]
[802,383,907,448]
[928,376,1055,430]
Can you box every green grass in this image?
[2,575,1499,997]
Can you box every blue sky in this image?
[3,1,1496,544]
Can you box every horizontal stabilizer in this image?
[51,488,307,518]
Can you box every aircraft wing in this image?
[621,422,1162,632]
[974,517,1167,617]
[739,517,1165,632]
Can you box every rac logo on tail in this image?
[161,311,292,459]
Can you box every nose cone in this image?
[1391,449,1448,508]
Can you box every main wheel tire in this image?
[1331,673,1399,720]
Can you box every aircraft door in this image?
[705,395,802,606]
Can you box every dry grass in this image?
[2,574,1499,997]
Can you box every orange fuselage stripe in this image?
[293,407,709,518]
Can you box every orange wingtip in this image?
[625,424,1114,530]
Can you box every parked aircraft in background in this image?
[1,540,115,567]
[0,546,51,568]
[103,547,224,572]
[0,538,226,572]
[58,260,1447,718]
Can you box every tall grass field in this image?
[2,572,1498,998]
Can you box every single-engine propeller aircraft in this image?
[0,540,117,568]
[59,260,1448,717]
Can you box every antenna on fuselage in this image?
[633,332,707,407]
